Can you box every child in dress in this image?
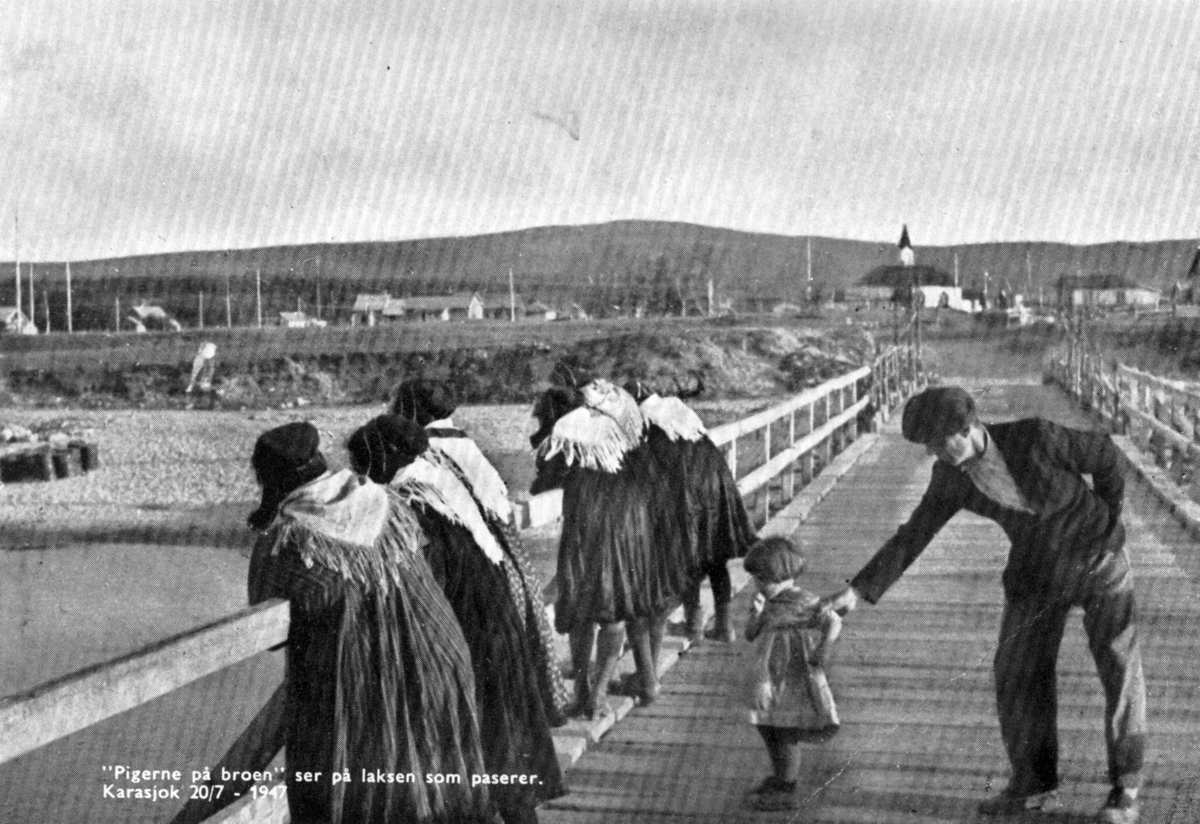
[741,536,841,811]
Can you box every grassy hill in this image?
[4,220,1198,331]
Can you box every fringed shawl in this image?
[259,469,489,824]
[639,394,708,442]
[582,378,646,443]
[270,470,425,591]
[424,421,514,524]
[389,454,505,565]
[538,405,641,474]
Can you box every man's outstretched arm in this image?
[841,480,961,606]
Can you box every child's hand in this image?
[754,682,774,711]
[751,592,766,613]
[822,586,859,616]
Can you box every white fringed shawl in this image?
[424,421,514,524]
[639,394,707,442]
[270,469,426,590]
[389,453,505,565]
[539,379,646,474]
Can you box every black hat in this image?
[347,415,429,484]
[391,379,457,426]
[549,361,595,390]
[249,422,327,530]
[530,386,582,448]
[901,386,977,445]
[743,536,808,583]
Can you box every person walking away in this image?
[625,379,756,644]
[741,536,841,812]
[348,415,566,824]
[530,379,691,713]
[245,422,491,824]
[825,387,1146,824]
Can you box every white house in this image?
[0,306,37,334]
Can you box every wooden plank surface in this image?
[542,384,1200,824]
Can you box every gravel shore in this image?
[0,398,771,548]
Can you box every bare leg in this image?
[588,622,625,719]
[628,616,663,705]
[682,580,705,644]
[566,624,596,718]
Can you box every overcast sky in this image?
[3,0,1199,261]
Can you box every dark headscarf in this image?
[347,415,430,485]
[622,379,655,404]
[549,361,594,390]
[248,422,328,530]
[743,536,808,584]
[391,379,458,427]
[530,386,582,449]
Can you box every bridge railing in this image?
[1048,335,1200,499]
[1,343,924,824]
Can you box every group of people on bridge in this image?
[173,370,760,824]
[172,375,1147,824]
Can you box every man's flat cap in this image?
[901,386,977,444]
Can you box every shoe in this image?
[978,788,1062,815]
[1097,788,1139,824]
[745,777,798,811]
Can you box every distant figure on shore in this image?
[625,378,756,644]
[244,422,492,824]
[185,341,217,409]
[348,415,566,824]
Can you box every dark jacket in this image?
[850,418,1125,603]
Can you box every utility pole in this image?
[806,237,813,304]
[508,268,516,321]
[198,291,204,329]
[65,262,73,333]
[43,288,50,333]
[14,212,20,323]
[115,296,121,331]
[225,275,233,328]
[255,268,263,327]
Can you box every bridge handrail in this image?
[0,341,924,823]
[1048,336,1200,467]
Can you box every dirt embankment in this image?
[1,324,875,410]
[0,325,873,548]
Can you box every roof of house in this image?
[859,264,955,288]
[398,293,481,311]
[352,293,392,311]
[1056,274,1159,292]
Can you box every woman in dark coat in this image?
[530,379,694,713]
[625,380,757,643]
[348,416,565,824]
[391,378,570,724]
[245,422,491,824]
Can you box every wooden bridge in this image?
[3,347,1200,823]
[538,381,1200,823]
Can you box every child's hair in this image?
[743,536,807,583]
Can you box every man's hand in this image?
[822,586,859,617]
